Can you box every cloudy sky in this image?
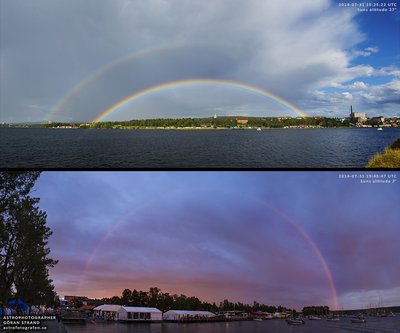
[1,0,399,123]
[34,171,400,310]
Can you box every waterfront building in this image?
[163,310,216,321]
[349,105,367,123]
[118,306,162,321]
[93,304,122,320]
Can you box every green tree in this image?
[0,172,57,306]
[148,287,161,307]
[121,288,132,305]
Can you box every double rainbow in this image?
[75,191,339,310]
[47,42,241,121]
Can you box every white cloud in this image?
[330,81,368,90]
[342,92,353,100]
[351,81,368,89]
[375,66,400,77]
[351,46,379,57]
[308,78,400,117]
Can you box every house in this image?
[163,310,215,321]
[64,295,89,307]
[237,119,249,125]
[118,306,162,322]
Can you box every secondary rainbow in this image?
[92,79,308,122]
[46,42,240,122]
[47,43,180,122]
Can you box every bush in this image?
[366,149,400,168]
[390,138,400,150]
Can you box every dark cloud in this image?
[2,0,398,122]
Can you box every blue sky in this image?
[328,1,399,89]
[34,171,400,310]
[1,0,399,122]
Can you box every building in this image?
[64,295,89,307]
[93,304,122,320]
[222,310,249,319]
[236,119,249,125]
[118,307,162,321]
[78,305,96,316]
[349,105,367,123]
[370,116,385,123]
[163,310,215,321]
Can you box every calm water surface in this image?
[1,128,399,168]
[60,317,400,333]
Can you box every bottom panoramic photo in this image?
[1,171,399,333]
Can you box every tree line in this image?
[302,306,330,316]
[100,287,292,314]
[44,116,346,129]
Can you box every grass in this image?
[366,138,400,168]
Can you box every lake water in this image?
[1,128,399,168]
[59,317,400,333]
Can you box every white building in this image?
[349,106,367,123]
[93,304,122,320]
[118,307,162,321]
[163,310,215,321]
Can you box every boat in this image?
[377,127,383,131]
[257,128,262,131]
[286,318,305,325]
[327,316,340,321]
[351,316,366,323]
[253,318,263,321]
[308,315,321,320]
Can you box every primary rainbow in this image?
[92,79,308,122]
[75,190,340,310]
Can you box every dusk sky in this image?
[34,171,400,310]
[1,0,399,123]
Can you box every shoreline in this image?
[366,138,400,168]
[1,126,392,130]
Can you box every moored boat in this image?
[351,316,366,323]
[308,315,321,320]
[286,318,305,325]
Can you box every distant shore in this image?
[2,115,399,130]
[2,125,398,130]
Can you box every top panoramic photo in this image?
[1,0,399,169]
